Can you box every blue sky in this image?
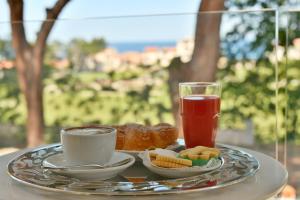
[0,0,200,42]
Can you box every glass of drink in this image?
[179,82,221,148]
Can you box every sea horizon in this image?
[108,40,177,53]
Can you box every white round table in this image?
[0,146,287,200]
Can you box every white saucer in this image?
[139,149,223,178]
[43,152,135,180]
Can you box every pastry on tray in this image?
[113,123,178,151]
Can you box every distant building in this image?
[268,38,300,63]
[176,38,194,63]
[94,48,121,72]
[121,52,142,65]
[160,47,177,67]
[51,59,69,69]
[142,46,162,66]
[83,38,195,72]
[288,38,300,60]
[0,60,14,69]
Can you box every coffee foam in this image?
[65,128,112,135]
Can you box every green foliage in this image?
[1,5,300,146]
[68,37,106,56]
[1,55,299,144]
[45,40,66,62]
[65,37,106,71]
[216,5,300,142]
[42,68,173,127]
[217,59,291,143]
[0,69,25,124]
[0,38,14,59]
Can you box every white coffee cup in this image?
[61,126,116,165]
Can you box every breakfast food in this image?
[156,155,192,166]
[114,123,178,151]
[149,152,158,159]
[150,154,192,168]
[152,160,187,168]
[149,146,221,169]
[179,146,220,166]
[179,146,220,160]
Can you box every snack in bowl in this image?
[178,146,221,166]
[113,123,178,151]
[149,146,220,168]
[140,147,223,178]
[152,160,188,168]
[151,154,192,168]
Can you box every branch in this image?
[7,0,29,51]
[35,0,70,55]
[193,0,224,59]
[189,0,224,81]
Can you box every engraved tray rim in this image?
[7,142,260,196]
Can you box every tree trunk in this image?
[168,0,224,130]
[13,45,44,147]
[8,0,70,147]
[25,54,44,147]
[24,57,44,147]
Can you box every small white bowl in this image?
[139,149,223,178]
[43,152,135,180]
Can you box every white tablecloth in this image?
[0,146,287,200]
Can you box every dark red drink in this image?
[180,95,220,148]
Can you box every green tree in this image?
[0,39,14,59]
[217,0,300,142]
[45,40,66,63]
[67,38,106,71]
[8,0,70,147]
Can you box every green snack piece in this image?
[177,155,218,166]
[191,159,209,166]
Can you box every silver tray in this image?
[7,143,259,196]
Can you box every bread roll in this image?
[113,125,126,150]
[115,123,178,151]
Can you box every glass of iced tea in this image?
[179,82,221,148]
